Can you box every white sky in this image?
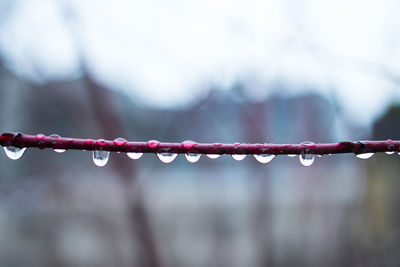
[0,0,400,125]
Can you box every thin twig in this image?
[0,132,399,155]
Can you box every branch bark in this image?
[1,132,398,155]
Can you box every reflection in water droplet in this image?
[207,154,220,159]
[356,153,374,159]
[385,151,394,155]
[147,140,160,149]
[287,154,296,157]
[3,146,27,160]
[113,138,127,146]
[92,150,110,167]
[299,153,314,167]
[157,153,178,163]
[49,134,66,153]
[182,140,196,150]
[185,153,201,163]
[254,154,275,163]
[232,154,246,161]
[127,152,143,160]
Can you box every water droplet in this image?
[49,134,66,153]
[213,143,222,147]
[301,141,316,148]
[156,153,178,163]
[127,152,143,160]
[206,154,220,159]
[356,153,374,159]
[3,146,26,160]
[147,140,160,149]
[113,138,127,146]
[96,139,107,146]
[254,154,275,163]
[182,140,196,150]
[287,154,296,157]
[385,151,394,155]
[299,153,314,167]
[232,154,246,161]
[36,134,46,140]
[84,139,93,145]
[92,150,110,167]
[185,153,201,163]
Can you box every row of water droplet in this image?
[2,138,398,167]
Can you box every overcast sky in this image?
[1,0,400,125]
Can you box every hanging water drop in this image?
[49,134,66,153]
[92,150,110,167]
[185,153,201,163]
[299,153,314,167]
[113,138,127,146]
[254,154,275,163]
[3,146,27,160]
[127,152,143,160]
[207,154,220,159]
[232,154,246,161]
[356,153,374,159]
[287,154,296,157]
[157,153,178,163]
[385,151,394,155]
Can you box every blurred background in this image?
[1,0,400,266]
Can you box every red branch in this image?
[0,132,399,155]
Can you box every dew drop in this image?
[92,150,110,167]
[113,138,127,146]
[36,133,46,140]
[301,141,316,147]
[299,153,314,167]
[356,152,374,159]
[254,154,275,163]
[185,153,201,163]
[84,139,94,145]
[3,146,26,160]
[156,153,178,163]
[96,139,107,146]
[127,152,143,160]
[232,154,246,161]
[147,140,160,149]
[206,154,220,159]
[287,154,296,157]
[182,140,196,150]
[49,134,66,153]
